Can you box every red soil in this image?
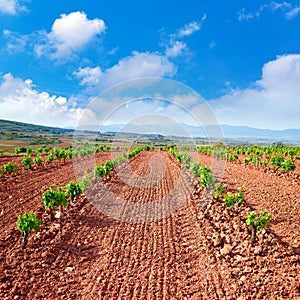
[195,152,300,251]
[0,151,299,299]
[0,152,117,237]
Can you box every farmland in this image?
[0,137,300,298]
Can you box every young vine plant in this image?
[246,210,272,242]
[4,162,18,174]
[17,212,41,249]
[41,186,68,221]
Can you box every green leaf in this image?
[42,187,68,210]
[17,212,41,235]
[65,181,82,200]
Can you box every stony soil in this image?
[195,152,300,252]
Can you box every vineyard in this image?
[0,143,300,299]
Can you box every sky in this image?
[0,0,300,131]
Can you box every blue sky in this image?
[0,0,300,130]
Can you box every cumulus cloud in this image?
[0,0,27,15]
[210,54,300,129]
[238,2,300,21]
[34,11,106,59]
[3,11,106,60]
[74,51,176,91]
[0,73,84,127]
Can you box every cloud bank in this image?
[210,54,300,129]
[1,55,300,131]
[0,73,83,127]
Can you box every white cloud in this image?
[165,41,187,57]
[237,8,257,21]
[74,51,176,91]
[285,5,300,19]
[210,54,300,129]
[3,29,29,53]
[0,0,27,15]
[163,15,206,58]
[73,73,220,134]
[0,0,17,14]
[107,47,119,55]
[170,94,200,108]
[177,15,206,38]
[0,73,84,127]
[74,66,102,86]
[75,93,208,133]
[35,11,106,59]
[238,1,300,21]
[267,1,291,11]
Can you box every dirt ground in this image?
[0,151,299,299]
[194,152,300,251]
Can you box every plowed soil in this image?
[195,152,300,251]
[0,152,117,237]
[0,151,300,299]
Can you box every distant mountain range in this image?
[1,119,300,144]
[0,119,74,135]
[98,123,300,143]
